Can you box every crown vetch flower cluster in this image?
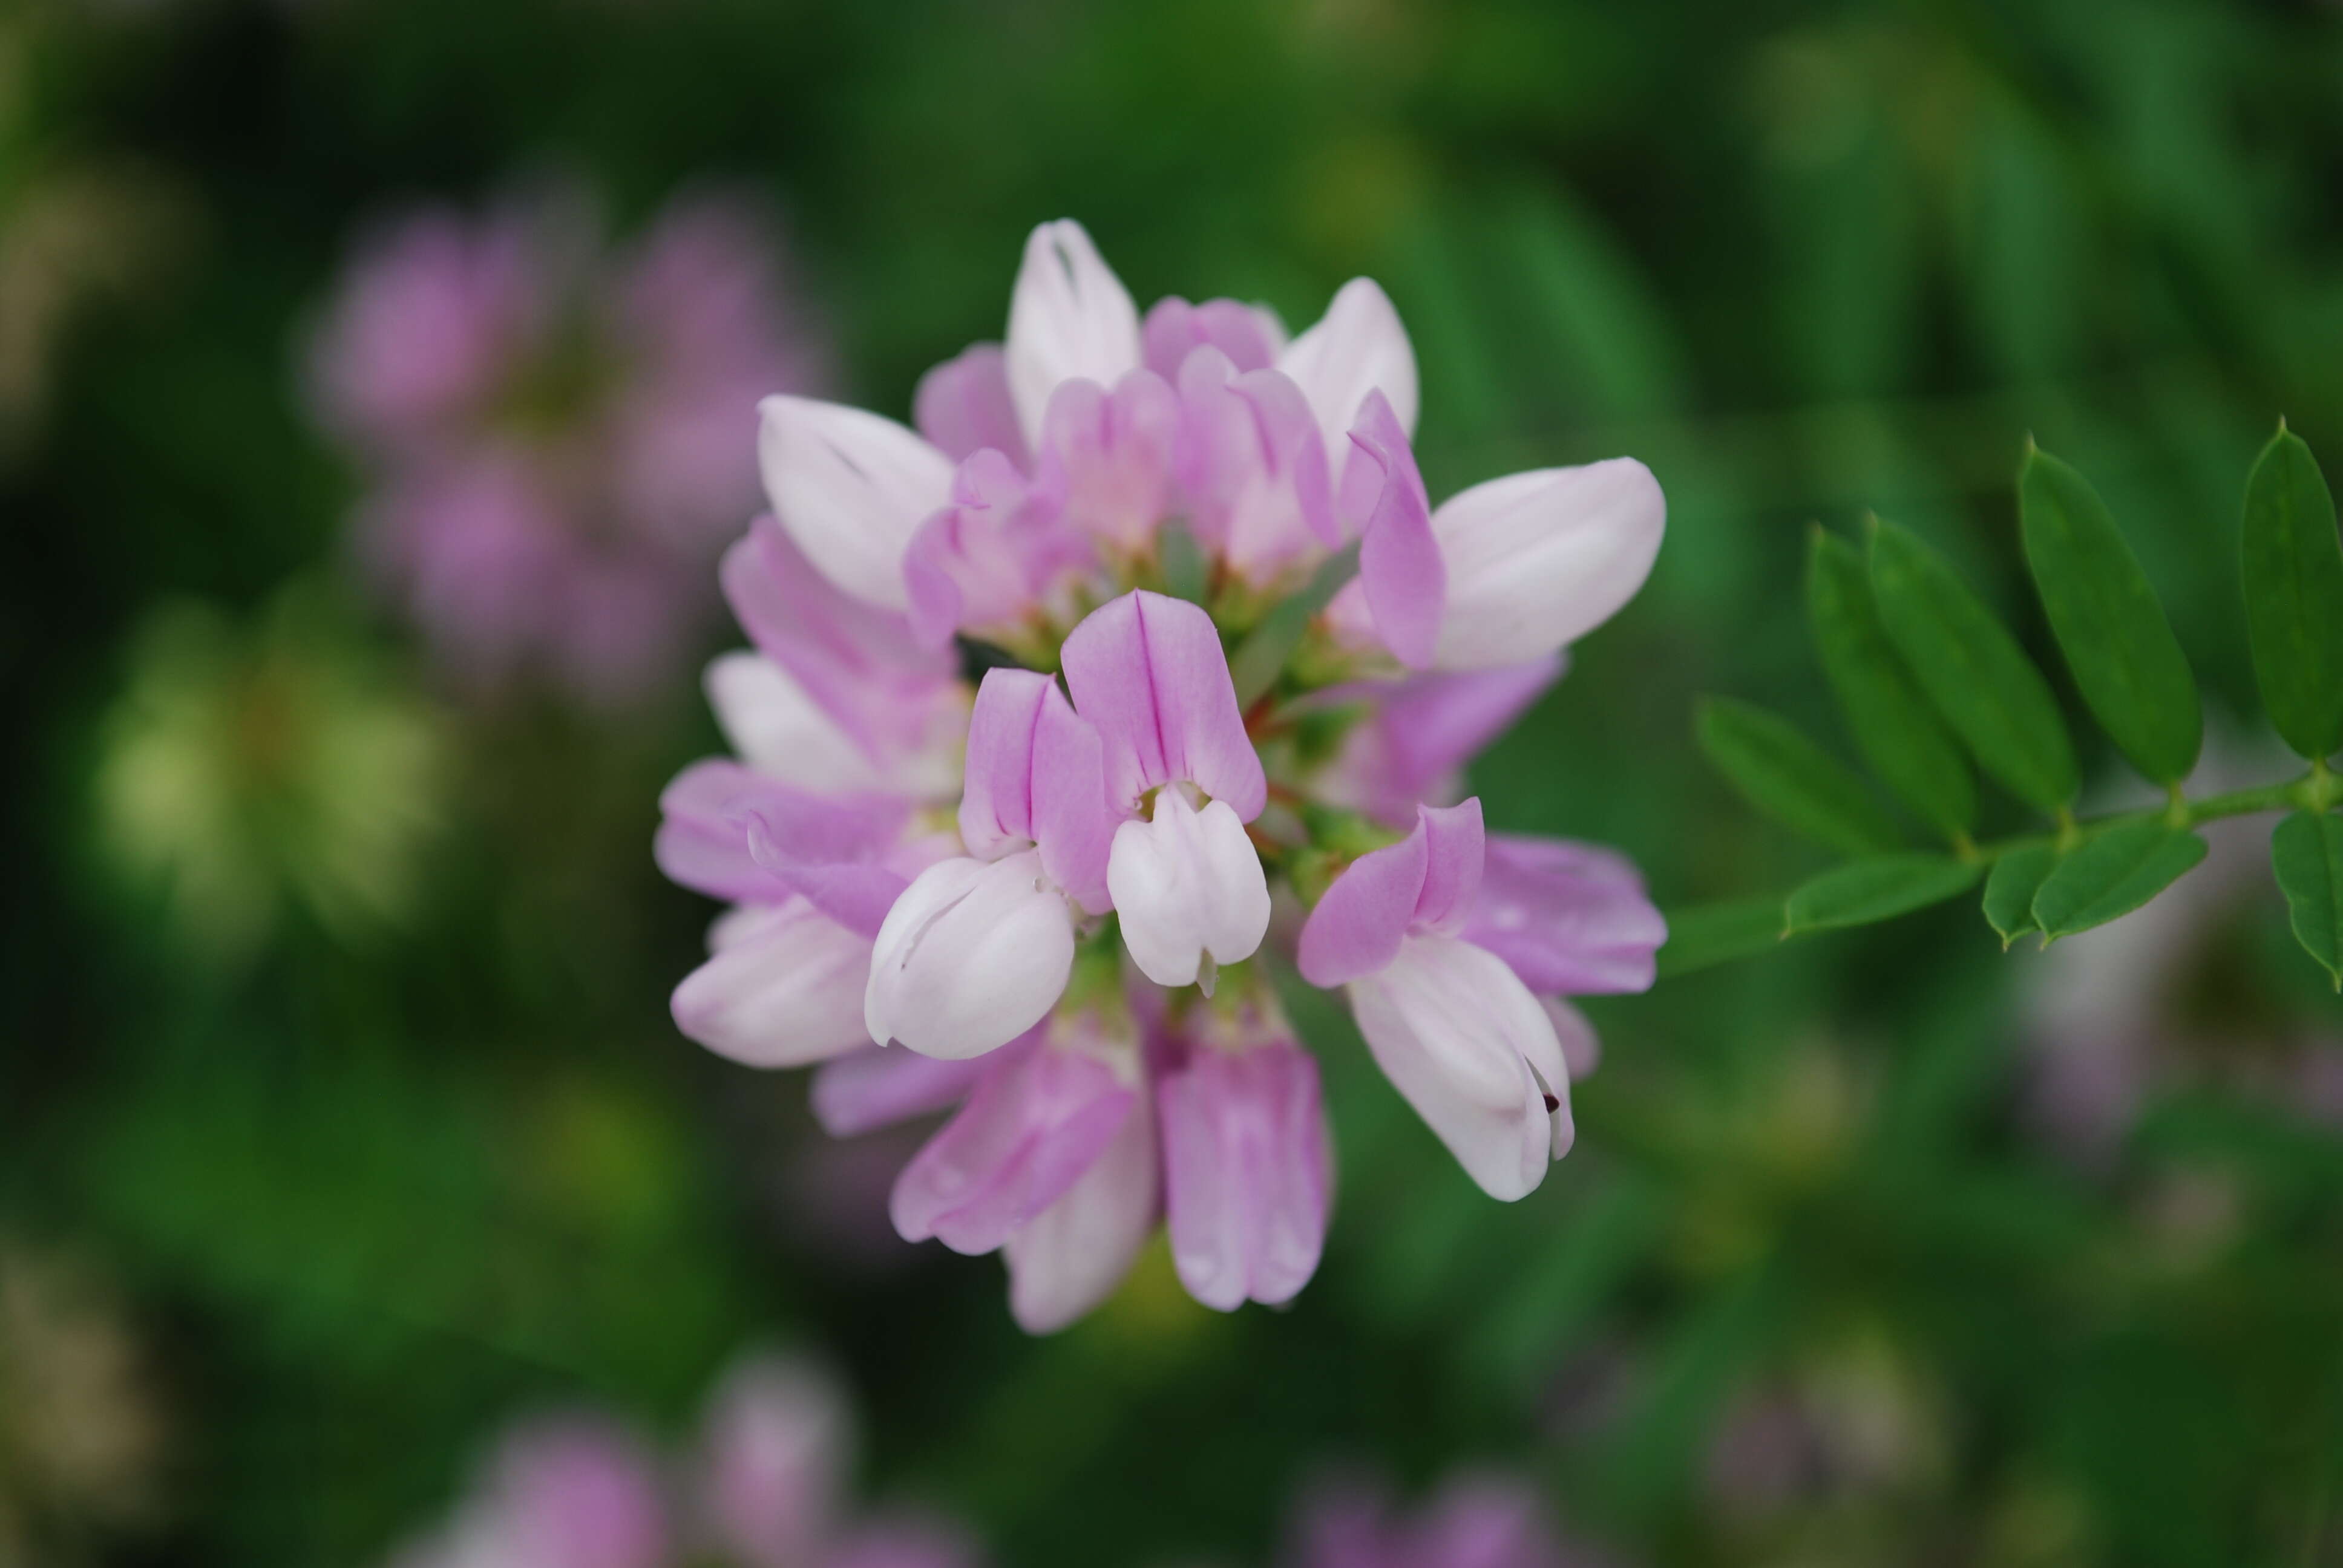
[657,220,1668,1331]
[384,1354,977,1568]
[310,185,828,704]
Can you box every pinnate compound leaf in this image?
[2018,443,2201,783]
[1981,844,2058,948]
[1783,855,1979,936]
[2240,425,2343,761]
[1867,517,2078,814]
[2030,818,2206,941]
[1694,696,1901,856]
[2270,811,2343,991]
[1806,529,1977,838]
[1655,897,1790,979]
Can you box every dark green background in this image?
[7,0,2343,1562]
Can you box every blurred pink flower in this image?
[310,183,830,705]
[385,1354,977,1568]
[1283,1471,1621,1568]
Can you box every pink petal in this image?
[1142,296,1282,378]
[903,448,1087,647]
[1004,220,1143,450]
[756,396,955,611]
[1035,370,1181,552]
[719,517,958,769]
[890,1029,1136,1256]
[1349,390,1445,671]
[1429,458,1665,671]
[1347,933,1565,1201]
[1316,656,1564,826]
[694,1355,848,1568]
[653,759,907,909]
[1031,681,1117,912]
[487,1417,670,1568]
[1003,1084,1161,1333]
[1294,800,1484,985]
[1463,834,1667,996]
[810,1044,999,1138]
[958,668,1052,857]
[1058,590,1267,819]
[1156,1027,1330,1311]
[913,341,1030,469]
[862,852,1076,1059]
[672,901,874,1068]
[1277,276,1420,487]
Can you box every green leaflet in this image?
[1156,521,1210,604]
[1867,517,2078,814]
[2030,818,2207,941]
[2240,426,2343,762]
[1981,844,2058,947]
[1227,541,1360,708]
[1654,897,1791,978]
[1782,855,1979,935]
[1806,529,1977,840]
[2018,443,2201,783]
[1694,696,1901,857]
[2270,811,2343,991]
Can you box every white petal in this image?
[672,901,874,1068]
[1277,276,1419,462]
[1003,220,1142,452]
[1430,459,1665,671]
[757,395,954,611]
[863,852,1075,1059]
[704,652,882,793]
[1105,791,1271,989]
[1346,933,1562,1200]
[1003,1088,1159,1333]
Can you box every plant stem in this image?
[1965,770,2325,866]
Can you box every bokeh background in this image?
[8,0,2343,1562]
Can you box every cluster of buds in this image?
[657,221,1668,1331]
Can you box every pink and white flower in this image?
[657,218,1668,1330]
[310,185,830,705]
[385,1354,977,1568]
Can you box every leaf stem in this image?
[1966,769,2323,866]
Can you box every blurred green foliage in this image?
[7,0,2343,1564]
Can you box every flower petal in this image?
[890,1030,1136,1255]
[1346,933,1564,1201]
[1430,458,1666,670]
[1464,833,1667,995]
[654,759,907,908]
[913,341,1029,469]
[1004,220,1142,453]
[718,517,962,790]
[1157,1028,1330,1311]
[1314,656,1564,826]
[863,852,1075,1059]
[1036,371,1180,553]
[1107,791,1272,989]
[1349,390,1445,670]
[695,1355,850,1568]
[1002,1084,1161,1333]
[957,668,1051,858]
[757,395,955,611]
[1142,296,1283,378]
[1277,276,1419,478]
[809,1044,996,1138]
[704,652,895,795]
[1294,800,1483,986]
[1541,996,1602,1084]
[1058,590,1267,818]
[672,901,873,1068]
